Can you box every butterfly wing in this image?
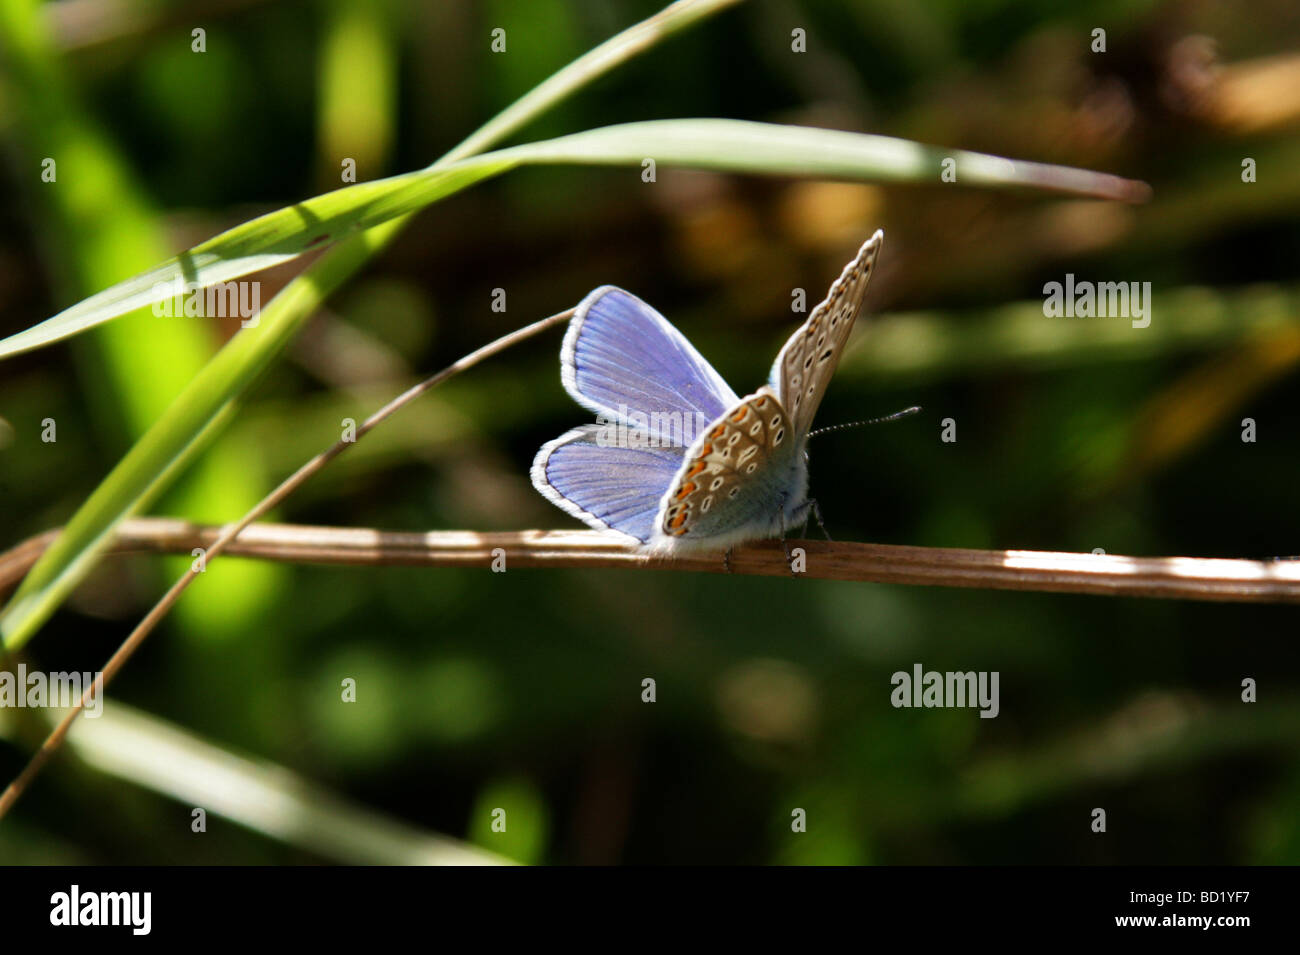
[563,287,740,425]
[531,425,686,544]
[770,230,884,437]
[656,388,805,548]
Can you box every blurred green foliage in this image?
[1,0,1298,864]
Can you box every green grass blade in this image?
[493,118,1151,197]
[443,0,746,163]
[0,120,1148,360]
[27,700,510,864]
[0,159,516,359]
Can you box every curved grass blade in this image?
[0,120,1149,361]
[0,159,515,360]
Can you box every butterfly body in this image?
[532,230,884,554]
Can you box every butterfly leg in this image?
[780,535,797,577]
[776,493,798,578]
[723,546,735,574]
[809,498,834,542]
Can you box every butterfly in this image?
[531,229,884,555]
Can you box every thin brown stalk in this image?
[3,519,1298,604]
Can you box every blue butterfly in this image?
[532,230,884,554]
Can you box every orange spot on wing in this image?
[687,460,706,477]
[675,481,696,500]
[670,511,688,529]
[711,425,726,438]
[729,407,747,422]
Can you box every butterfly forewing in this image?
[659,389,796,540]
[563,287,740,426]
[773,229,883,437]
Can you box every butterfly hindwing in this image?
[771,230,883,437]
[656,388,802,546]
[563,287,740,426]
[531,425,686,544]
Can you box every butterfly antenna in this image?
[808,406,921,439]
